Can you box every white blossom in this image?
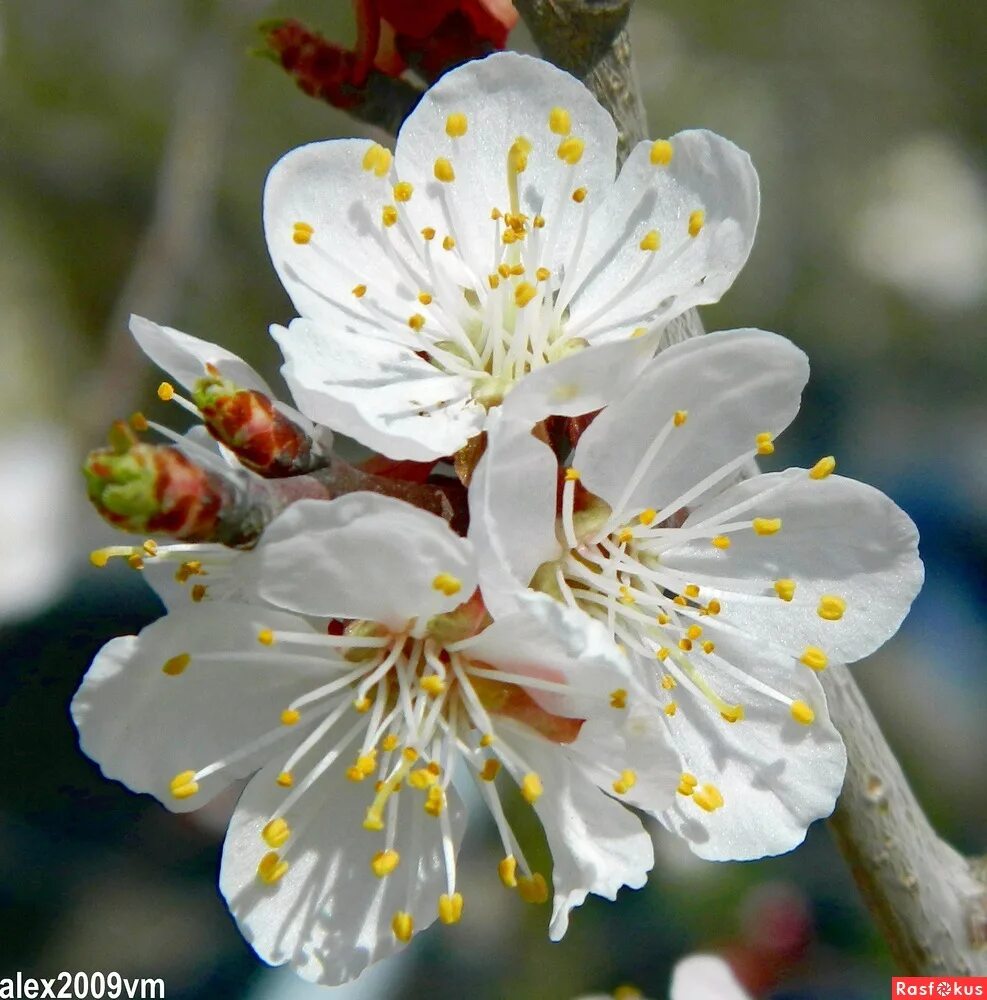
[470,328,923,860]
[263,52,758,460]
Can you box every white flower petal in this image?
[670,955,750,1000]
[663,470,923,663]
[393,52,618,282]
[501,329,660,424]
[264,139,421,330]
[565,131,759,342]
[507,727,653,941]
[130,315,274,396]
[250,495,477,629]
[221,757,467,986]
[468,410,560,617]
[575,329,808,514]
[463,591,631,719]
[655,625,846,861]
[568,708,681,819]
[272,318,483,461]
[71,605,323,810]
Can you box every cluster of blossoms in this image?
[75,53,923,986]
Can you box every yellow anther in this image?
[818,595,847,621]
[442,235,456,251]
[262,818,291,849]
[720,704,744,723]
[381,205,398,227]
[753,517,782,536]
[535,266,551,282]
[362,144,392,176]
[434,158,455,183]
[162,653,190,677]
[639,508,657,525]
[408,313,427,332]
[257,628,274,646]
[353,696,373,713]
[190,584,207,603]
[664,701,678,716]
[432,572,462,596]
[684,584,701,598]
[480,733,495,748]
[673,410,688,426]
[356,753,377,777]
[346,765,366,783]
[549,106,571,135]
[688,209,705,237]
[800,647,829,671]
[509,262,525,275]
[572,186,587,203]
[756,431,775,456]
[610,688,628,709]
[502,229,518,245]
[427,761,442,776]
[127,411,149,433]
[257,851,288,885]
[617,528,634,544]
[393,182,414,203]
[790,700,816,725]
[810,456,837,480]
[680,772,698,789]
[421,226,436,241]
[676,779,695,797]
[157,381,175,401]
[488,273,501,289]
[702,640,716,654]
[292,221,314,245]
[371,849,401,877]
[678,638,693,652]
[673,595,688,607]
[508,136,532,175]
[557,137,585,165]
[89,549,111,568]
[656,647,671,660]
[408,768,436,790]
[657,612,670,625]
[392,911,414,943]
[280,708,301,726]
[141,539,159,556]
[498,855,518,888]
[612,769,637,795]
[773,579,796,602]
[686,624,702,640]
[424,785,446,817]
[661,674,676,690]
[421,675,446,697]
[514,282,537,308]
[174,559,203,583]
[639,229,660,252]
[711,535,732,549]
[276,771,294,788]
[438,892,464,924]
[480,759,501,782]
[362,810,385,832]
[614,988,644,1000]
[706,599,721,615]
[564,467,580,482]
[445,112,468,138]
[533,214,546,228]
[692,783,724,812]
[403,747,420,763]
[650,139,674,166]
[521,772,543,804]
[490,207,502,220]
[381,734,399,752]
[169,770,199,800]
[126,553,145,570]
[497,263,511,279]
[352,284,367,298]
[517,873,549,904]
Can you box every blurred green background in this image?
[1,1,984,997]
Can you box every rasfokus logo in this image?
[892,978,987,997]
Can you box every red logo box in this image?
[892,978,987,997]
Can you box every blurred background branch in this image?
[517,0,987,977]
